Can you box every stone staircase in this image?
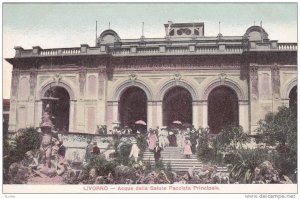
[142,147,227,172]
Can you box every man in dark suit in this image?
[153,142,162,164]
[92,142,100,155]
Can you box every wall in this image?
[106,68,249,132]
[249,64,297,132]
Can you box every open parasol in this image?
[172,120,182,125]
[135,120,147,125]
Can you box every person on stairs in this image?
[183,138,193,159]
[153,142,162,165]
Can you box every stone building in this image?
[5,21,297,135]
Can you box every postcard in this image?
[2,2,298,197]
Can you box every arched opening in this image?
[119,86,147,128]
[289,86,297,111]
[163,86,192,126]
[208,86,239,133]
[43,86,70,132]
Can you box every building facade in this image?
[6,21,297,134]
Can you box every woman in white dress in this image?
[176,130,184,147]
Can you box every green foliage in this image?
[255,106,297,146]
[154,160,165,171]
[3,127,41,183]
[255,106,297,179]
[166,162,172,171]
[85,155,117,176]
[144,161,152,172]
[136,134,148,156]
[197,128,213,162]
[227,148,274,183]
[115,143,132,166]
[109,136,132,166]
[4,127,41,162]
[217,125,250,152]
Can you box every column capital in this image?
[238,100,249,105]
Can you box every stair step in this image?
[142,147,227,172]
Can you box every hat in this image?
[169,132,174,135]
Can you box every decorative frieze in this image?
[113,63,241,70]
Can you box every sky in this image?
[2,3,298,99]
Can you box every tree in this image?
[256,106,296,148]
[3,127,41,183]
[197,128,213,162]
[217,125,250,152]
[255,106,297,180]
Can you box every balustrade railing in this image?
[195,46,219,53]
[40,48,81,56]
[167,47,189,53]
[278,43,297,51]
[137,48,159,54]
[111,49,130,55]
[17,42,297,58]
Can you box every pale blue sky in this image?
[2,3,298,98]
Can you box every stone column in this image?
[271,64,280,99]
[249,64,258,100]
[192,101,200,128]
[147,101,153,128]
[112,101,119,124]
[156,101,163,128]
[97,67,107,126]
[8,100,17,132]
[27,100,35,127]
[76,100,85,132]
[35,100,43,127]
[201,101,208,128]
[11,69,20,101]
[79,67,86,99]
[106,102,114,130]
[69,100,76,132]
[151,101,158,128]
[239,101,249,132]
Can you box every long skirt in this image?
[184,144,192,155]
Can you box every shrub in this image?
[136,134,148,156]
[197,128,213,162]
[115,143,132,166]
[85,155,117,176]
[228,148,275,183]
[255,106,297,180]
[3,127,41,183]
[217,125,250,152]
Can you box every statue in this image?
[39,104,54,169]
